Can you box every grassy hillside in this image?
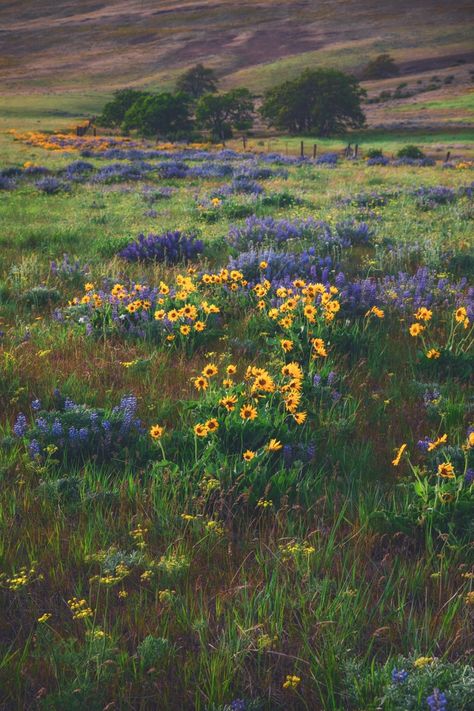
[1,0,473,130]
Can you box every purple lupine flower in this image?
[230,700,246,711]
[51,419,63,437]
[35,417,49,435]
[79,427,89,441]
[31,399,41,411]
[417,437,432,452]
[13,413,28,437]
[426,689,447,711]
[283,444,293,465]
[313,374,322,387]
[64,398,76,411]
[465,469,474,486]
[391,667,408,683]
[119,231,204,264]
[29,439,42,459]
[327,371,337,386]
[68,426,80,443]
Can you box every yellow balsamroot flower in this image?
[252,373,275,393]
[159,281,170,295]
[426,349,440,359]
[279,316,294,329]
[282,362,303,380]
[84,282,95,292]
[267,438,283,452]
[194,321,206,332]
[202,302,220,314]
[226,364,237,375]
[219,395,238,411]
[202,363,218,378]
[326,299,340,314]
[414,307,432,321]
[180,325,191,336]
[259,261,268,269]
[280,339,294,353]
[167,309,179,322]
[409,323,425,337]
[240,404,258,421]
[243,450,256,461]
[427,434,447,452]
[149,424,164,440]
[181,303,198,320]
[293,411,307,425]
[414,657,434,669]
[312,338,327,357]
[437,462,455,479]
[222,378,234,389]
[284,392,301,413]
[465,591,474,605]
[283,675,301,690]
[193,375,208,391]
[205,418,219,433]
[455,306,467,323]
[194,423,209,437]
[211,197,221,206]
[392,443,407,466]
[365,306,385,318]
[468,431,474,448]
[303,304,317,322]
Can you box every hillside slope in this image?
[1,0,473,128]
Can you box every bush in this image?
[397,145,426,160]
[21,286,61,307]
[362,54,399,79]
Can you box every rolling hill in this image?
[1,0,473,129]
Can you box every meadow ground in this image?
[0,120,473,711]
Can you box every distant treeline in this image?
[98,60,377,140]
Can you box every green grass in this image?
[0,124,473,710]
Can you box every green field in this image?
[0,118,473,711]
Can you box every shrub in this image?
[397,145,426,160]
[21,286,61,307]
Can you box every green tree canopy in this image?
[176,64,218,99]
[362,54,399,79]
[122,92,193,138]
[98,89,151,127]
[196,89,254,141]
[260,68,366,136]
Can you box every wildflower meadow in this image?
[0,129,473,711]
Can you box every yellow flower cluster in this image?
[279,540,316,560]
[1,565,38,591]
[68,597,93,620]
[283,674,301,689]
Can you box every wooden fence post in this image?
[313,144,317,159]
[242,136,247,150]
[354,144,359,159]
[300,141,304,158]
[445,151,451,162]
